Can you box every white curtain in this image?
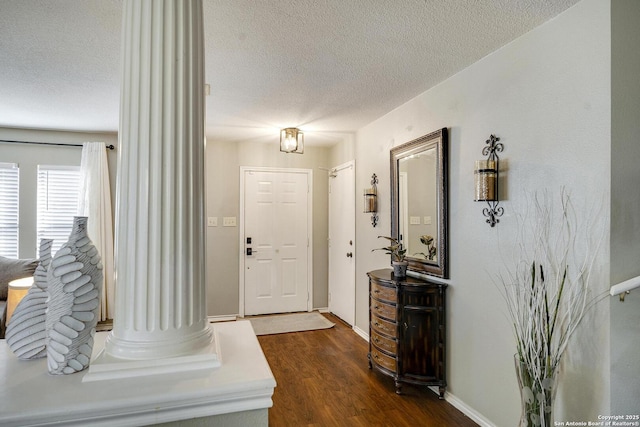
[78,142,114,321]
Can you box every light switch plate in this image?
[223,217,237,227]
[410,216,421,225]
[424,216,432,225]
[207,217,217,227]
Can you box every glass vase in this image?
[514,355,559,427]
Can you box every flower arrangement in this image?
[498,191,604,426]
[417,234,437,260]
[372,236,406,262]
[373,236,408,276]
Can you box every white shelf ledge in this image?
[0,320,276,427]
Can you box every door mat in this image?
[248,312,335,336]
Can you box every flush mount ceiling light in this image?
[280,127,304,154]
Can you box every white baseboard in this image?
[208,315,238,323]
[427,387,496,427]
[353,325,369,342]
[315,307,329,313]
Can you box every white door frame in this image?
[239,166,313,318]
[399,172,408,245]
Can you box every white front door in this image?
[328,161,355,325]
[242,168,311,316]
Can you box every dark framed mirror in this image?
[391,128,448,278]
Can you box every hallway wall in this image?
[610,0,640,415]
[353,0,610,424]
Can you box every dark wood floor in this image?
[257,313,478,427]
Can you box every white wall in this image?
[610,0,640,415]
[329,133,355,169]
[205,139,331,316]
[353,0,610,424]
[0,127,118,258]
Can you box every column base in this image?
[83,327,221,383]
[103,322,216,361]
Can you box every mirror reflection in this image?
[391,128,448,278]
[398,148,438,263]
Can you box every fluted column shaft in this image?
[105,0,210,360]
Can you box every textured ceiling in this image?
[0,0,580,146]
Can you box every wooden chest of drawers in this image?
[367,269,447,398]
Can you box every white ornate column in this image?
[102,0,213,362]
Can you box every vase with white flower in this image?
[498,191,605,426]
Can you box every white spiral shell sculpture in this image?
[45,217,103,375]
[6,239,54,359]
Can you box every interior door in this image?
[243,169,310,315]
[328,161,355,325]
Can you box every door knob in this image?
[346,252,353,258]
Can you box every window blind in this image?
[37,165,81,257]
[0,162,19,258]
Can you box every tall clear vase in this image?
[514,355,559,427]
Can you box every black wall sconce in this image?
[474,134,504,227]
[364,173,378,227]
